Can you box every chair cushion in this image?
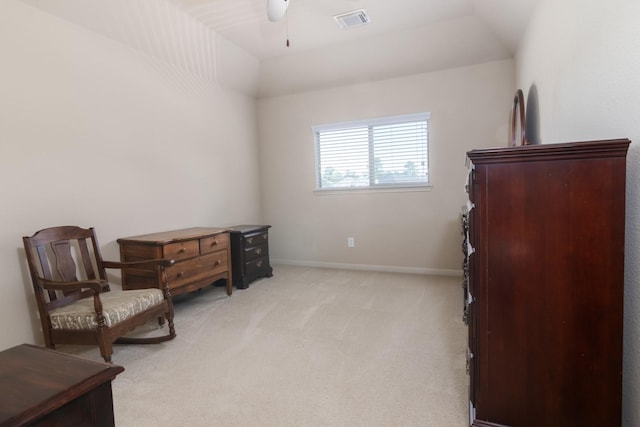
[49,289,165,331]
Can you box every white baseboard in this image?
[271,259,462,277]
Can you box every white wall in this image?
[258,59,514,274]
[516,0,640,425]
[0,1,261,350]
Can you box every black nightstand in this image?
[229,225,273,289]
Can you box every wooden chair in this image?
[23,226,176,363]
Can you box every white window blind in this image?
[313,113,430,190]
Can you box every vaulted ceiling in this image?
[20,0,539,97]
[170,0,537,59]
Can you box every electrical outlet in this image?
[347,237,355,248]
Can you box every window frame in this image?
[312,112,431,193]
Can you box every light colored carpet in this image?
[65,265,468,427]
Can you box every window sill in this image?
[313,185,432,195]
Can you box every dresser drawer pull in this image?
[246,237,254,245]
[177,272,184,278]
[255,248,262,255]
[215,259,222,266]
[178,248,186,253]
[256,260,263,268]
[211,240,218,246]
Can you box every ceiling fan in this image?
[266,0,289,22]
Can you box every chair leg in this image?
[168,317,176,338]
[99,342,113,363]
[43,329,55,349]
[97,329,113,363]
[166,306,176,339]
[100,339,114,363]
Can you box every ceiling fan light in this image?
[267,0,289,22]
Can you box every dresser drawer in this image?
[166,251,228,288]
[200,233,229,255]
[163,240,199,261]
[243,231,268,248]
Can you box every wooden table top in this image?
[117,227,229,245]
[0,344,124,426]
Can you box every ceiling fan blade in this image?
[267,0,289,22]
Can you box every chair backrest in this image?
[23,226,110,315]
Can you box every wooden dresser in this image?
[0,344,123,427]
[118,227,232,296]
[229,225,273,289]
[465,139,629,426]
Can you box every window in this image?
[313,113,430,191]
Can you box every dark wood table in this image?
[0,344,124,427]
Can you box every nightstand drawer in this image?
[243,231,268,248]
[244,243,267,262]
[245,256,269,277]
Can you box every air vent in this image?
[333,9,370,29]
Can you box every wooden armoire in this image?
[464,139,630,427]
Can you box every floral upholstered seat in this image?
[49,288,165,330]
